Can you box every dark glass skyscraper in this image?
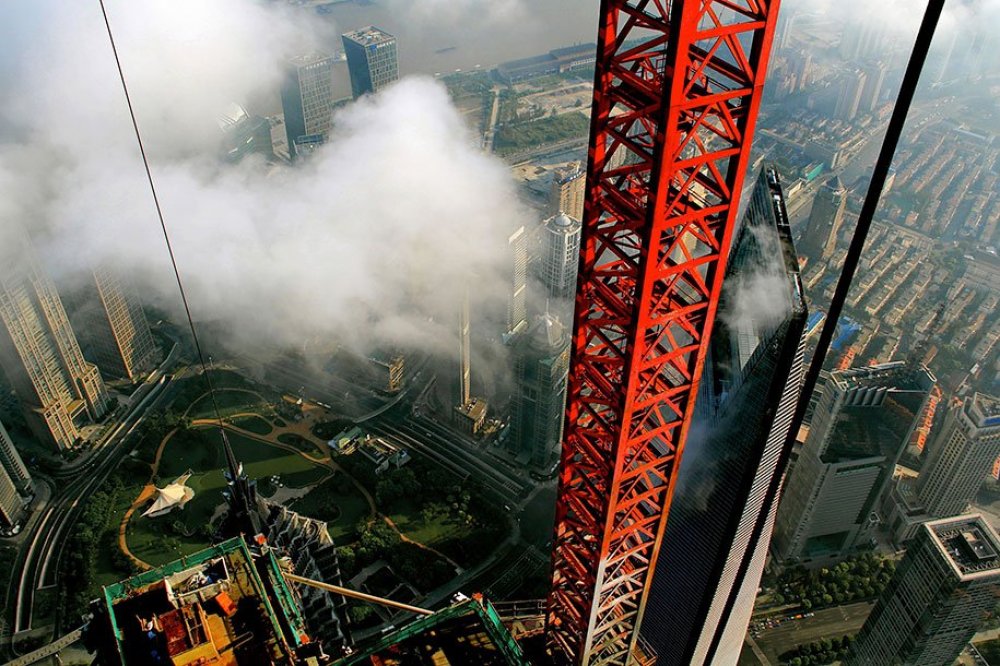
[797,177,847,263]
[508,314,570,470]
[342,27,399,100]
[773,362,934,564]
[642,167,808,665]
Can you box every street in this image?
[751,601,874,663]
[5,370,179,653]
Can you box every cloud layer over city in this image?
[0,0,525,357]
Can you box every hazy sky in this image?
[0,0,530,357]
[0,0,995,359]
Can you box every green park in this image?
[55,368,508,631]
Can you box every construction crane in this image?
[545,2,781,664]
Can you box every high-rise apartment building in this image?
[342,27,399,99]
[798,177,847,262]
[839,21,890,62]
[788,52,812,94]
[859,61,888,115]
[505,226,529,340]
[548,164,585,222]
[846,515,1000,666]
[508,314,570,469]
[834,69,867,122]
[0,225,110,451]
[0,419,31,529]
[777,8,797,50]
[642,167,808,666]
[541,212,582,300]
[69,266,159,382]
[773,362,934,564]
[0,418,31,497]
[280,53,333,160]
[917,393,1000,517]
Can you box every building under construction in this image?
[84,537,329,665]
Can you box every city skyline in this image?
[0,0,998,664]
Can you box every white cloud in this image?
[0,0,526,358]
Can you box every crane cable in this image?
[96,0,231,439]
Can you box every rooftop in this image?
[822,374,930,463]
[832,361,933,394]
[342,26,396,47]
[547,212,579,231]
[93,537,314,665]
[927,515,1000,579]
[970,393,1000,428]
[288,52,332,68]
[455,397,488,421]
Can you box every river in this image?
[304,0,600,99]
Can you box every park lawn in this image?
[277,432,324,456]
[389,502,464,547]
[289,473,371,543]
[127,427,328,565]
[91,459,151,592]
[188,389,271,420]
[229,414,273,435]
[494,111,590,154]
[390,513,505,569]
[387,501,496,569]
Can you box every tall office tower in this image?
[846,515,1000,666]
[917,393,1000,517]
[453,287,486,436]
[541,212,582,300]
[342,27,399,100]
[642,167,808,666]
[505,226,529,340]
[0,226,110,451]
[508,314,570,469]
[457,290,471,407]
[798,177,847,262]
[859,61,888,114]
[70,266,159,382]
[773,362,934,564]
[548,164,586,221]
[280,53,333,160]
[834,68,867,121]
[0,418,32,497]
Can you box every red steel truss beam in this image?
[545,1,780,663]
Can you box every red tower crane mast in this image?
[545,1,781,663]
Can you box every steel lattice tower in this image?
[545,1,781,663]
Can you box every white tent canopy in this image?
[143,471,196,518]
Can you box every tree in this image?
[348,605,375,624]
[802,598,813,610]
[337,546,357,576]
